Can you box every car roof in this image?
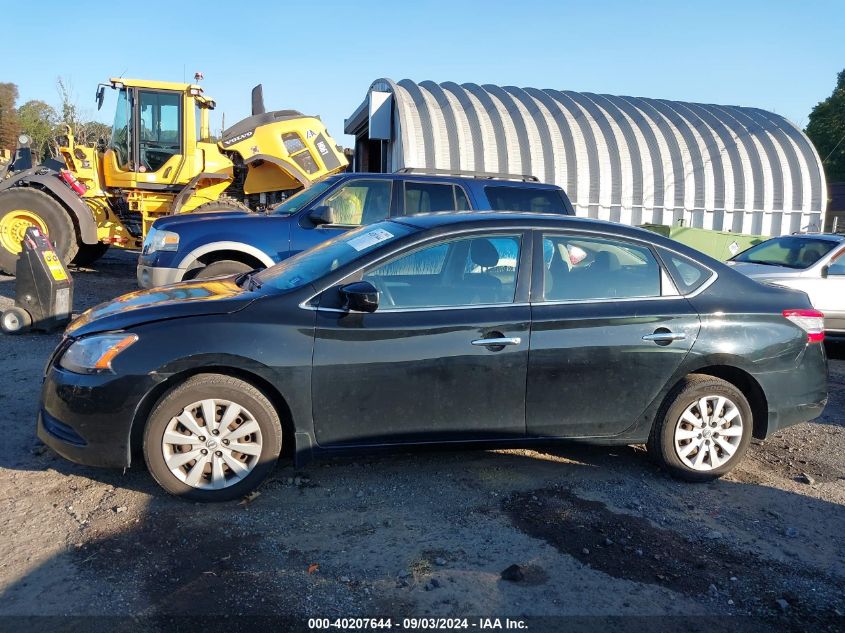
[333,172,562,190]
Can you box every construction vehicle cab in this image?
[0,76,348,275]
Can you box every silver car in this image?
[727,233,845,335]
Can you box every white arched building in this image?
[345,79,826,236]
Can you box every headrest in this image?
[470,239,499,268]
[593,250,620,271]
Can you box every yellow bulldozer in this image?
[0,77,348,274]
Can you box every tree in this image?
[56,76,110,145]
[17,100,59,161]
[0,82,20,152]
[806,69,845,183]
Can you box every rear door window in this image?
[485,186,569,213]
[541,234,661,301]
[660,250,713,294]
[404,182,463,213]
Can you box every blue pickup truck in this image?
[137,170,574,287]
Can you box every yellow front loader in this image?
[0,77,347,274]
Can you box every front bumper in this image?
[37,365,159,468]
[136,264,186,289]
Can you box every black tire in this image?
[193,195,252,213]
[0,187,79,275]
[1,306,32,334]
[647,374,753,482]
[143,374,283,502]
[194,259,254,279]
[72,242,110,267]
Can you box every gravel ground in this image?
[0,249,843,632]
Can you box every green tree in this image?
[0,82,20,152]
[806,69,845,183]
[17,100,59,161]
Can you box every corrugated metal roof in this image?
[348,79,827,235]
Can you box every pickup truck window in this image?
[323,180,391,225]
[485,186,569,213]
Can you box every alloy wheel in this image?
[161,398,263,490]
[673,395,744,471]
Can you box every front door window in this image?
[322,180,391,226]
[364,234,521,309]
[137,90,181,173]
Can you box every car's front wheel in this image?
[648,374,752,481]
[143,374,282,501]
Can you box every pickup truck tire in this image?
[0,188,78,275]
[194,259,253,279]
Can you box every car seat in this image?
[463,239,502,303]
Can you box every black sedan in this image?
[38,213,828,501]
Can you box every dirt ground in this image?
[0,250,843,632]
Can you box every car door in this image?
[526,230,702,438]
[290,179,393,255]
[310,230,531,446]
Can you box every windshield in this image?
[270,177,340,215]
[255,221,417,291]
[732,236,838,269]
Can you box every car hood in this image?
[66,277,256,337]
[726,261,804,278]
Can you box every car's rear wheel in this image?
[143,374,282,501]
[647,374,752,481]
[193,259,253,280]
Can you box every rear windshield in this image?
[732,236,838,269]
[255,221,416,291]
[484,186,571,214]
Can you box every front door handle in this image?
[642,331,686,343]
[471,337,522,347]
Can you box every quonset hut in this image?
[345,79,826,236]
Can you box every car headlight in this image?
[144,228,179,254]
[59,333,138,374]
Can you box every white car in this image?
[727,234,845,336]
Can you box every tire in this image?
[143,374,283,502]
[647,374,753,482]
[1,307,32,334]
[194,259,254,279]
[0,187,79,275]
[72,242,110,267]
[193,195,252,213]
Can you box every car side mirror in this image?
[308,205,336,226]
[821,265,829,279]
[340,281,379,313]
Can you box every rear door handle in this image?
[471,337,522,347]
[642,331,686,342]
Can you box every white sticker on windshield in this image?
[348,228,394,252]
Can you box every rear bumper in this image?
[759,343,828,438]
[137,264,185,289]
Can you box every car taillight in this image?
[783,309,825,343]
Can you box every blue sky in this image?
[6,0,844,146]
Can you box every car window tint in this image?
[455,186,471,210]
[364,234,521,308]
[485,186,567,213]
[404,182,456,213]
[542,234,660,301]
[323,180,391,225]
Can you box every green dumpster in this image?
[638,224,766,261]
